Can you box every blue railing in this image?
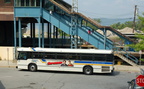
[114,47,138,63]
[43,8,113,49]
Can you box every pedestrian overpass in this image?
[14,0,138,65]
[14,0,135,49]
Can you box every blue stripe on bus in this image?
[32,48,36,51]
[42,59,46,62]
[74,61,113,64]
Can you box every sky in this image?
[64,0,144,19]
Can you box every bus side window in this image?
[27,52,32,59]
[44,52,56,59]
[94,54,105,61]
[80,54,93,61]
[106,54,114,61]
[18,52,27,60]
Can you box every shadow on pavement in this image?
[95,71,120,76]
[19,69,120,76]
[0,81,5,89]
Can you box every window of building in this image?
[5,0,11,3]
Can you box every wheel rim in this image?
[86,68,91,74]
[30,65,36,71]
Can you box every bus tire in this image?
[83,66,93,75]
[28,64,37,72]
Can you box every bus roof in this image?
[17,47,113,54]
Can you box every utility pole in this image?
[133,5,137,33]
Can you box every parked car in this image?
[127,69,144,89]
[127,79,144,89]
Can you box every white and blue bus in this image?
[17,47,114,75]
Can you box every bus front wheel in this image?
[28,64,37,72]
[83,66,93,75]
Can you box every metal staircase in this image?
[42,9,113,49]
[48,0,135,44]
[114,48,138,66]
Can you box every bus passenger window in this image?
[18,52,27,60]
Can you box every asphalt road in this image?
[0,68,139,89]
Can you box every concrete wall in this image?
[0,47,15,60]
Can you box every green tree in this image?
[124,21,133,28]
[110,21,134,29]
[128,13,144,51]
[93,18,101,23]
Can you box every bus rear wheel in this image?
[83,66,93,75]
[28,64,37,72]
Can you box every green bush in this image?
[140,59,144,62]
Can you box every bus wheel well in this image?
[83,65,93,75]
[28,63,37,72]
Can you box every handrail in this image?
[48,0,135,44]
[114,47,138,63]
[47,9,112,45]
[81,26,113,45]
[43,8,113,49]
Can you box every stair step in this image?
[115,53,137,66]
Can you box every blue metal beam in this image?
[15,7,41,17]
[14,17,16,48]
[18,18,22,47]
[42,19,44,48]
[36,17,41,47]
[103,28,106,49]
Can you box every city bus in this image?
[16,47,114,75]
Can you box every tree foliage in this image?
[110,14,144,31]
[110,21,133,29]
[127,13,144,51]
[93,18,101,23]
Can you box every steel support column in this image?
[47,22,50,47]
[36,17,41,47]
[103,28,107,49]
[18,18,22,47]
[14,17,17,48]
[62,31,64,47]
[14,17,17,59]
[56,27,58,47]
[49,23,52,48]
[71,15,78,49]
[30,23,33,39]
[33,23,36,47]
[53,25,55,48]
[42,20,44,48]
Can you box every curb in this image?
[0,66,17,68]
[114,65,143,72]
